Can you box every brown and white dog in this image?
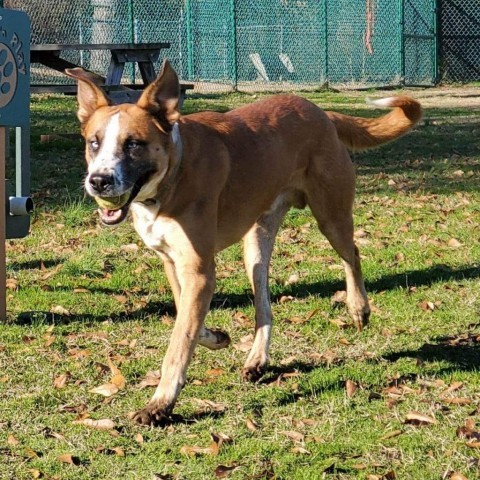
[66,60,421,426]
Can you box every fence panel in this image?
[326,0,402,87]
[235,0,325,91]
[439,0,480,82]
[7,0,443,92]
[403,0,437,85]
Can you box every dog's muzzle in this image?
[87,172,153,226]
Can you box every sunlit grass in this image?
[0,88,479,479]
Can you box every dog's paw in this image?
[351,309,370,331]
[241,364,266,382]
[129,403,171,427]
[198,327,231,350]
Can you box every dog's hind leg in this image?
[242,195,290,381]
[305,157,370,330]
[163,258,230,350]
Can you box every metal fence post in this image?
[128,0,135,42]
[186,0,194,80]
[399,0,405,85]
[433,0,440,83]
[128,0,135,83]
[324,0,328,84]
[229,0,238,89]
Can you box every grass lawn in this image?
[0,86,479,479]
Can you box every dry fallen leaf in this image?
[345,380,358,398]
[448,238,463,248]
[279,430,305,443]
[214,464,239,478]
[179,445,216,457]
[418,301,436,312]
[232,334,254,352]
[331,290,347,305]
[53,372,71,389]
[279,295,294,304]
[450,473,468,480]
[442,397,472,405]
[72,418,116,430]
[110,373,126,390]
[29,469,42,479]
[121,243,139,252]
[192,398,226,413]
[73,287,90,294]
[96,446,125,456]
[89,383,119,397]
[43,334,55,347]
[24,448,40,459]
[330,318,349,329]
[51,305,70,316]
[284,273,299,286]
[57,453,80,465]
[291,446,310,454]
[6,278,19,290]
[138,370,161,389]
[380,430,403,441]
[42,428,67,443]
[405,411,436,425]
[232,311,252,327]
[443,381,464,394]
[246,418,259,432]
[7,434,20,446]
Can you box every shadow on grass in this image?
[7,258,67,271]
[13,262,480,327]
[383,330,480,372]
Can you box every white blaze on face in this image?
[87,113,123,187]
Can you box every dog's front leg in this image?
[131,258,216,426]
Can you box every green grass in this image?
[1,89,479,479]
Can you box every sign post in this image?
[0,8,31,320]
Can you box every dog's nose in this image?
[89,174,113,194]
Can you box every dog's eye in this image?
[126,139,141,150]
[90,140,100,151]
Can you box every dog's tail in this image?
[326,96,422,152]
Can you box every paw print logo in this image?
[0,42,18,108]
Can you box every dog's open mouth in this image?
[95,188,134,225]
[94,174,151,226]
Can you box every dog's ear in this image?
[137,59,180,129]
[65,68,110,125]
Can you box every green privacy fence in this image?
[8,0,439,92]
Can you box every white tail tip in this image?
[366,96,397,108]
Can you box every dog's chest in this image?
[130,203,177,254]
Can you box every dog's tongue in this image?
[99,207,125,225]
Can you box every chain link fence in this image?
[439,0,480,82]
[6,0,465,94]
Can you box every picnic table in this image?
[30,43,193,105]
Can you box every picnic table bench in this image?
[30,43,194,106]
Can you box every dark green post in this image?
[128,0,135,42]
[186,0,194,79]
[127,0,135,82]
[433,0,439,84]
[229,0,238,89]
[399,0,405,85]
[323,0,329,84]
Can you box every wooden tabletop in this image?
[31,43,170,52]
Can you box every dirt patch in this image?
[400,87,480,109]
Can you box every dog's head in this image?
[66,60,181,225]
